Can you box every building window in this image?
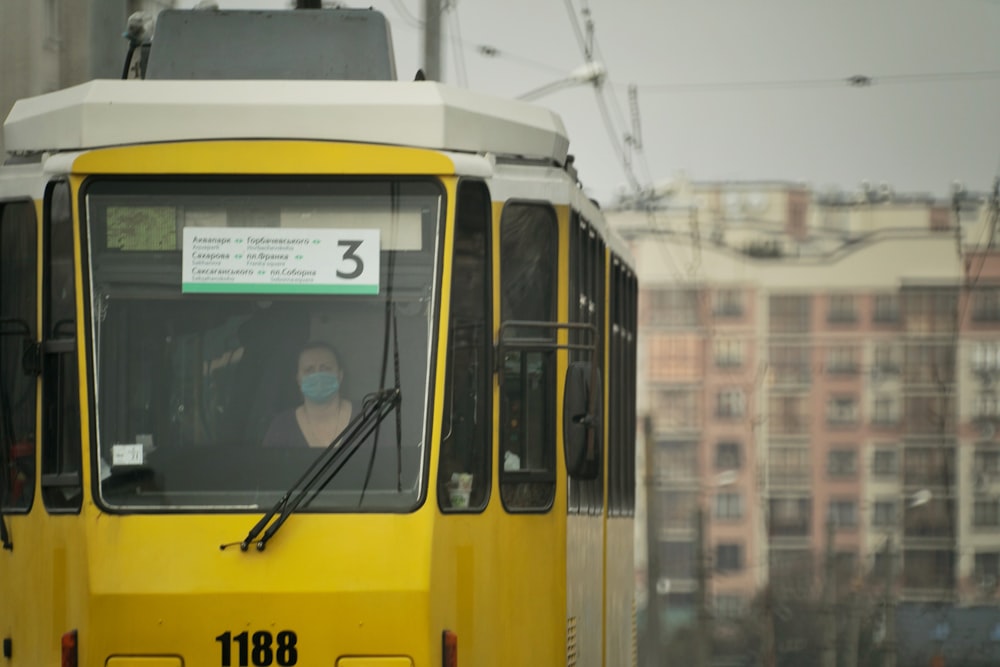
[828,294,857,323]
[827,395,858,426]
[768,549,814,595]
[769,447,810,485]
[651,388,700,432]
[715,543,744,573]
[873,449,898,477]
[903,395,955,434]
[972,342,1000,373]
[654,441,698,481]
[902,549,954,589]
[973,498,1000,527]
[974,552,1000,580]
[828,449,857,477]
[770,295,811,334]
[974,553,999,596]
[904,499,955,538]
[715,442,741,470]
[714,595,746,620]
[826,345,859,374]
[714,338,744,368]
[769,395,808,434]
[976,392,999,419]
[649,288,700,327]
[873,500,897,527]
[770,345,811,385]
[873,396,898,426]
[974,449,1000,474]
[661,540,694,578]
[902,290,957,333]
[904,343,955,385]
[903,447,956,487]
[716,388,745,419]
[873,342,900,375]
[769,497,811,536]
[829,500,857,529]
[972,289,1000,322]
[648,334,703,382]
[659,491,698,526]
[712,289,743,317]
[714,492,743,520]
[873,294,899,323]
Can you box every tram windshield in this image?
[84,178,442,512]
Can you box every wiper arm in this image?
[221,388,400,553]
[0,516,10,551]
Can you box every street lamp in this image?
[516,62,607,102]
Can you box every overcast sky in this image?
[178,0,1000,204]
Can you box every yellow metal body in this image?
[0,140,632,667]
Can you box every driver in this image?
[262,341,355,447]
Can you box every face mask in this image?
[300,371,340,402]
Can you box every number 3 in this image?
[337,240,364,279]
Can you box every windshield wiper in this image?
[221,387,401,552]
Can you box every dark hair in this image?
[298,340,340,366]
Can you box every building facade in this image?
[615,177,998,638]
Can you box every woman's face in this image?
[296,347,341,386]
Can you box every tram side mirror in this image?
[563,361,602,480]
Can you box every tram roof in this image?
[2,79,570,164]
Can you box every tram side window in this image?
[0,202,38,511]
[607,260,637,516]
[567,214,605,515]
[438,181,491,512]
[499,203,558,511]
[41,182,82,512]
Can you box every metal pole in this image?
[643,415,661,667]
[422,0,442,81]
[883,536,896,667]
[762,584,776,667]
[694,504,711,667]
[843,587,860,667]
[820,518,837,667]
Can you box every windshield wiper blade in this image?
[0,506,11,550]
[220,388,400,553]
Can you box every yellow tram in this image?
[0,8,637,667]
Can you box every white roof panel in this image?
[3,80,569,164]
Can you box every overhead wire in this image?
[582,13,654,187]
[386,0,423,29]
[445,0,468,87]
[469,41,1000,93]
[559,0,645,197]
[616,69,1000,94]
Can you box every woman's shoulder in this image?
[262,407,304,447]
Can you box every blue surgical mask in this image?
[300,371,340,402]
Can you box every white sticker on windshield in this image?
[112,444,144,466]
[181,227,380,295]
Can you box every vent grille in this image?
[566,616,578,667]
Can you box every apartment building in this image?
[615,177,996,631]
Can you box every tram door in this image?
[495,201,566,664]
[0,199,37,522]
[0,197,39,650]
[566,212,607,667]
